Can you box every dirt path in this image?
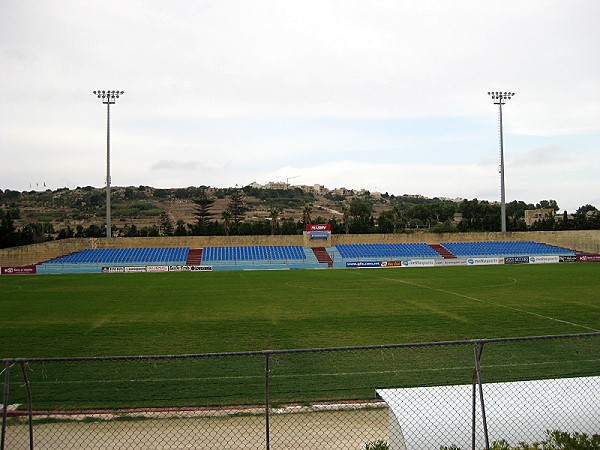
[5,407,389,449]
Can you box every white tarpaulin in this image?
[377,376,599,450]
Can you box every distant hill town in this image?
[1,182,598,248]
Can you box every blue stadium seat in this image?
[336,243,440,259]
[44,247,190,266]
[440,241,574,258]
[201,245,305,262]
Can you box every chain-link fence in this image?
[2,333,599,449]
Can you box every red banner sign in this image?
[1,265,37,275]
[306,224,331,232]
[577,254,600,263]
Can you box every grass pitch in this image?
[2,263,599,358]
[1,263,599,409]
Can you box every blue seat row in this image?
[440,241,575,258]
[336,243,440,259]
[46,247,189,265]
[202,245,305,262]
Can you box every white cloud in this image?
[1,0,599,213]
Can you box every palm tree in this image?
[269,208,280,235]
[303,204,313,225]
[221,210,232,236]
[391,204,401,233]
[341,204,350,234]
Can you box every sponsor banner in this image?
[169,265,213,272]
[306,224,331,232]
[185,265,213,271]
[435,258,468,267]
[309,231,330,239]
[346,261,383,268]
[1,265,37,275]
[577,254,600,263]
[384,261,402,267]
[559,255,577,263]
[146,265,169,272]
[504,256,530,265]
[102,266,125,273]
[401,259,436,267]
[529,256,559,264]
[125,266,147,273]
[467,257,501,266]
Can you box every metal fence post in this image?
[473,342,490,450]
[265,351,271,450]
[471,376,477,450]
[1,362,11,450]
[19,362,34,450]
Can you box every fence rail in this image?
[2,333,599,449]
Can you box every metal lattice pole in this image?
[488,91,514,233]
[93,90,124,238]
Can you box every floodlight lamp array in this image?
[93,90,124,99]
[488,91,514,103]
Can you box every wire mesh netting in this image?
[2,333,599,449]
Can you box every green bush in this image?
[441,431,599,450]
[365,440,389,450]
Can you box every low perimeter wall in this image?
[1,230,599,267]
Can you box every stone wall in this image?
[1,230,599,267]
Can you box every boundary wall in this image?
[1,230,599,267]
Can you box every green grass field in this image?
[2,263,599,409]
[2,263,599,358]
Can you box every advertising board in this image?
[102,267,125,273]
[185,265,213,271]
[383,261,402,267]
[435,258,468,267]
[306,224,331,231]
[401,259,436,267]
[529,256,559,264]
[466,258,501,266]
[577,254,600,263]
[346,261,403,268]
[1,265,37,275]
[504,256,530,265]
[346,261,383,268]
[309,231,329,239]
[559,255,577,263]
[146,265,169,272]
[169,265,213,271]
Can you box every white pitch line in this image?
[358,271,600,333]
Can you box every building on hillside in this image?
[524,208,554,227]
[266,181,288,190]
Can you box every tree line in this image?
[1,186,600,249]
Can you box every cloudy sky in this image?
[2,1,599,212]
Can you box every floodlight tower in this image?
[93,90,124,238]
[488,91,514,233]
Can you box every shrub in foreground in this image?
[441,431,599,450]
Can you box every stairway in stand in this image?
[186,248,204,265]
[429,244,456,259]
[312,247,333,268]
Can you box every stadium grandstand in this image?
[44,247,190,265]
[439,241,574,258]
[336,243,440,259]
[202,245,305,262]
[32,241,577,274]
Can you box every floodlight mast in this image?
[93,90,124,238]
[488,91,514,233]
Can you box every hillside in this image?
[1,184,444,235]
